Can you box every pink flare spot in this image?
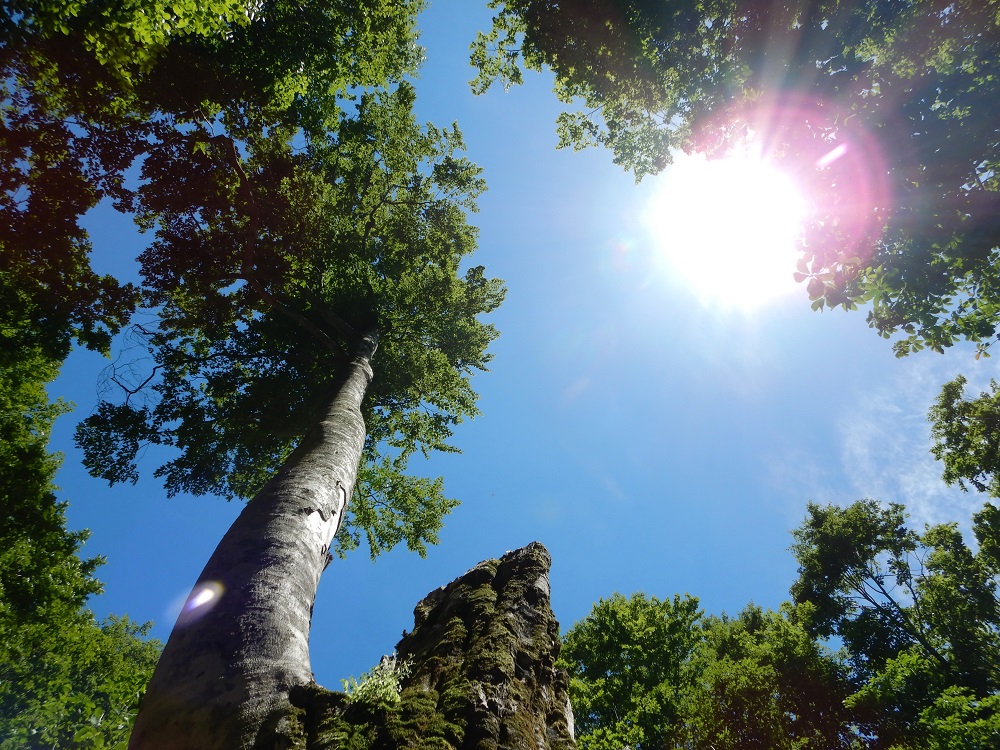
[816,143,849,169]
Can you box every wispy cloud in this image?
[836,355,990,529]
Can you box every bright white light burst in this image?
[644,151,808,310]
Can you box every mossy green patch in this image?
[301,544,573,750]
[387,686,465,750]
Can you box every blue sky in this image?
[49,0,989,687]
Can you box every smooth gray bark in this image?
[129,335,376,750]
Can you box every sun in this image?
[643,150,809,310]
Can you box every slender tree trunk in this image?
[129,333,377,750]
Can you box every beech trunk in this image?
[128,335,377,750]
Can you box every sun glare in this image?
[644,151,808,310]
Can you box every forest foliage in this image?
[561,500,1000,750]
[5,0,1000,746]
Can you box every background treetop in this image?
[562,498,999,749]
[790,499,1000,743]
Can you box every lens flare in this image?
[681,92,892,297]
[176,581,224,626]
[816,143,849,169]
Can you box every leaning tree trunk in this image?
[128,334,377,750]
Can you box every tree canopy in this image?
[930,376,1000,497]
[0,613,161,749]
[2,0,439,571]
[474,0,1000,356]
[687,603,854,750]
[4,0,496,562]
[74,81,503,558]
[0,351,98,622]
[559,592,703,750]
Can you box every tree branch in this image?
[212,134,349,361]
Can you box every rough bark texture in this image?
[286,542,576,750]
[129,342,376,750]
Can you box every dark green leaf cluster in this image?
[472,1,892,177]
[473,0,724,176]
[476,1,1000,355]
[0,350,100,624]
[2,0,427,368]
[0,346,161,748]
[689,603,854,750]
[0,68,138,361]
[5,1,425,126]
